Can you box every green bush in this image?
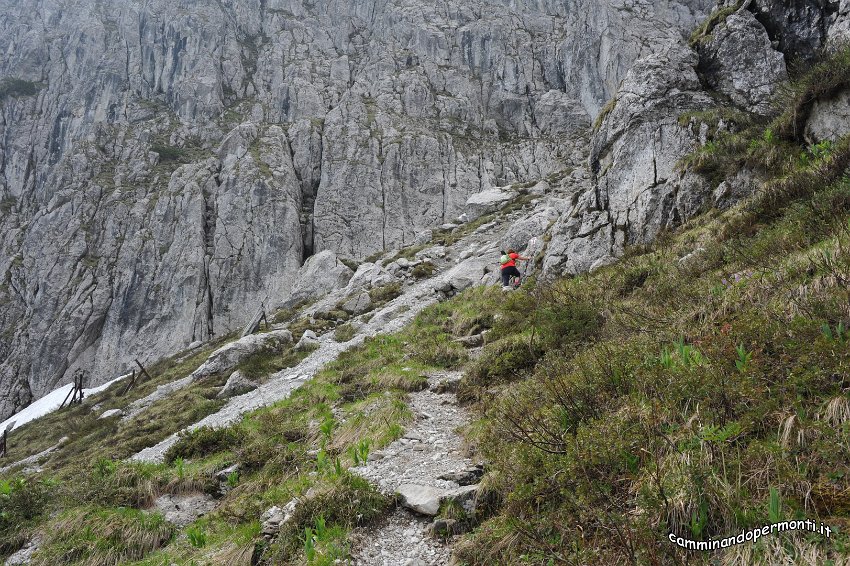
[368,282,402,305]
[462,334,544,397]
[333,324,356,342]
[151,143,188,163]
[164,425,244,463]
[411,261,436,279]
[410,336,467,368]
[0,477,52,555]
[262,471,390,563]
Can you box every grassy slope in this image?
[0,304,469,564]
[2,46,850,566]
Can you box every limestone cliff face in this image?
[544,0,850,275]
[0,0,789,418]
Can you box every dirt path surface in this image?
[348,370,474,566]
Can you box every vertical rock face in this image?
[0,0,722,417]
[697,10,788,114]
[543,0,850,276]
[545,45,716,274]
[750,0,839,61]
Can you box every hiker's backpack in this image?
[500,254,510,265]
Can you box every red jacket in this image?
[502,252,520,268]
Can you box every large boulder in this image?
[397,483,481,516]
[152,493,217,527]
[216,370,257,399]
[698,11,787,115]
[287,250,354,305]
[191,329,292,381]
[500,206,559,252]
[465,188,517,221]
[397,484,446,516]
[436,258,489,294]
[340,292,372,315]
[532,90,591,135]
[295,330,320,351]
[750,0,835,62]
[806,88,850,143]
[344,262,395,292]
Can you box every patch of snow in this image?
[0,373,130,433]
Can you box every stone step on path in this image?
[349,370,472,566]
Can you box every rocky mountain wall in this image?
[544,0,850,275]
[0,0,725,418]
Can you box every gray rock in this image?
[713,168,760,209]
[152,493,217,527]
[345,262,395,293]
[340,292,373,315]
[698,11,787,115]
[215,463,240,481]
[413,230,433,247]
[448,484,480,513]
[295,330,320,351]
[97,408,124,419]
[501,206,559,253]
[261,500,300,536]
[397,484,446,516]
[752,0,835,62]
[261,505,284,527]
[288,251,354,305]
[416,246,446,261]
[217,370,257,399]
[438,465,485,486]
[439,258,489,293]
[465,188,517,221]
[0,0,781,415]
[545,44,716,276]
[4,536,41,566]
[397,483,481,516]
[527,180,550,196]
[191,329,292,382]
[806,88,850,143]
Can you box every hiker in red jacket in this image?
[500,248,529,288]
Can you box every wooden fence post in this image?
[120,369,137,396]
[134,359,153,381]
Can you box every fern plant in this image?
[735,344,752,372]
[768,487,782,523]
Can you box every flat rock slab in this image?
[152,493,217,527]
[97,408,124,419]
[397,484,447,516]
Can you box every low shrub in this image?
[368,282,402,305]
[333,324,356,342]
[164,425,244,463]
[411,261,436,279]
[262,472,390,563]
[0,477,52,556]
